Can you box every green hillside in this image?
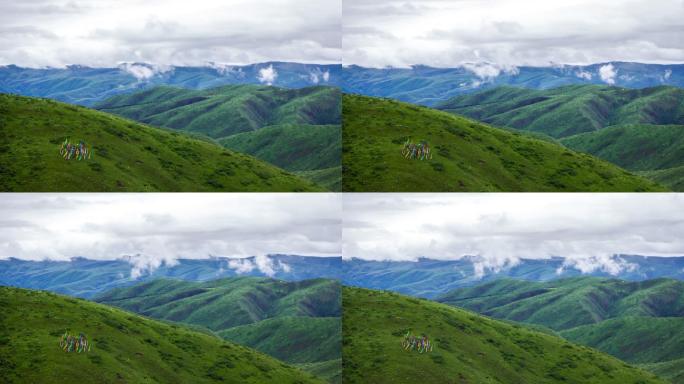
[343,286,665,384]
[438,278,684,382]
[560,124,684,190]
[437,85,684,190]
[95,85,341,138]
[219,123,341,191]
[437,85,684,138]
[96,277,341,382]
[0,94,323,191]
[95,85,341,190]
[0,286,324,384]
[342,94,666,191]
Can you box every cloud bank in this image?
[343,0,684,67]
[0,194,342,276]
[343,194,684,274]
[0,0,341,67]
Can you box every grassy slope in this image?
[437,85,684,138]
[0,286,324,384]
[637,165,684,191]
[342,286,665,384]
[438,278,684,382]
[560,124,684,190]
[219,124,340,171]
[97,85,341,190]
[342,94,666,191]
[95,85,341,139]
[0,94,322,191]
[96,277,341,381]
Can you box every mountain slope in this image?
[96,277,341,382]
[342,286,666,384]
[0,286,324,384]
[342,94,666,191]
[559,124,684,190]
[437,85,684,138]
[96,85,341,190]
[437,278,684,382]
[95,85,341,139]
[343,63,684,106]
[219,124,341,171]
[0,94,322,191]
[0,62,342,106]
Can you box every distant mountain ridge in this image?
[0,255,342,298]
[0,62,342,106]
[342,255,684,298]
[343,62,684,106]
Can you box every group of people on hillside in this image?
[401,330,433,353]
[59,138,91,160]
[401,139,432,160]
[59,331,91,353]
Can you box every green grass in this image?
[438,85,684,138]
[96,277,341,382]
[294,359,342,384]
[560,124,684,190]
[0,94,323,191]
[342,286,666,384]
[342,94,667,191]
[95,85,341,139]
[294,166,342,191]
[218,317,341,364]
[220,123,341,190]
[0,286,325,384]
[640,358,684,384]
[438,277,684,383]
[637,165,684,191]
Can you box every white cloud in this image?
[343,194,684,275]
[0,194,342,270]
[599,64,617,85]
[575,70,592,80]
[123,253,179,279]
[228,258,255,274]
[343,0,684,67]
[0,0,341,67]
[308,67,331,84]
[663,68,673,81]
[118,62,173,81]
[257,64,278,85]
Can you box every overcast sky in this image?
[0,194,341,263]
[344,0,684,67]
[0,0,341,67]
[343,194,684,273]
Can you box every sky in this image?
[343,193,684,273]
[343,0,684,68]
[0,194,342,265]
[0,0,341,67]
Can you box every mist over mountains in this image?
[0,62,342,106]
[0,254,342,298]
[342,62,684,106]
[342,255,684,298]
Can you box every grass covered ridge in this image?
[0,94,322,191]
[342,94,665,191]
[342,286,665,384]
[0,286,325,384]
